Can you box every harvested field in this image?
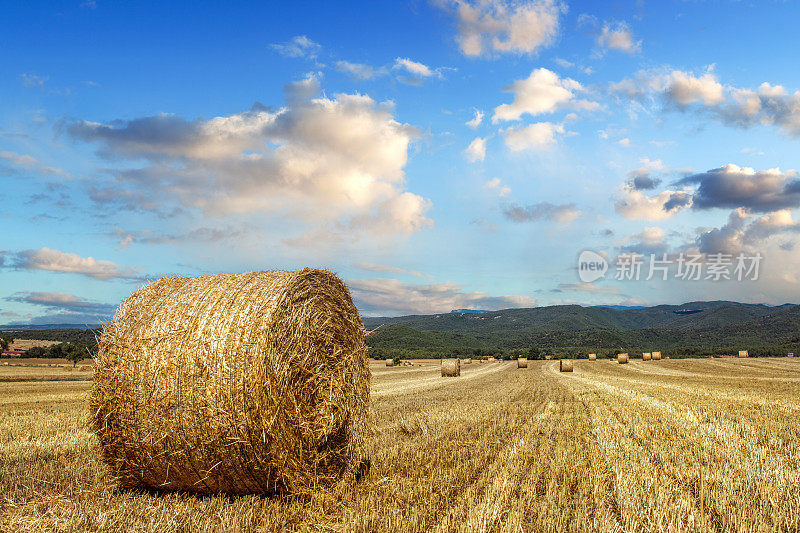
[3,358,800,531]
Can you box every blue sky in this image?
[3,0,800,324]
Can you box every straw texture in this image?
[441,359,461,377]
[90,268,370,496]
[559,360,573,372]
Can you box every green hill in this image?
[365,302,800,359]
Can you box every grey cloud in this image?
[503,202,580,223]
[663,191,693,212]
[630,174,661,190]
[681,164,800,212]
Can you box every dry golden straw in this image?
[560,360,573,372]
[441,358,461,377]
[618,353,629,364]
[90,268,370,496]
[651,351,662,360]
[643,352,652,361]
[385,358,394,367]
[739,350,749,358]
[517,358,528,369]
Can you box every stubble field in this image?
[2,357,799,532]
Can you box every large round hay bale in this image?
[560,359,573,372]
[642,352,652,361]
[738,350,749,358]
[441,358,461,377]
[588,353,596,360]
[385,358,394,367]
[517,358,528,369]
[651,351,661,360]
[90,268,370,495]
[617,353,628,364]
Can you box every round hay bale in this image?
[651,351,661,360]
[90,268,370,495]
[487,357,497,362]
[463,358,472,364]
[441,358,461,377]
[617,353,629,364]
[385,358,394,367]
[588,353,596,360]
[79,365,92,372]
[738,350,749,358]
[545,355,551,360]
[560,359,573,372]
[517,358,528,369]
[642,352,652,361]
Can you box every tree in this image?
[528,346,541,360]
[65,343,89,367]
[27,346,46,358]
[0,335,12,352]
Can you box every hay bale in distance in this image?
[463,358,472,364]
[560,359,573,372]
[517,358,528,369]
[90,268,370,496]
[642,352,652,361]
[738,350,749,358]
[488,357,497,362]
[545,355,552,360]
[588,353,596,360]
[441,358,461,377]
[385,358,394,367]
[789,353,795,358]
[617,353,629,364]
[651,351,662,360]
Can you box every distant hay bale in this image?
[463,358,472,364]
[385,358,394,367]
[441,358,461,377]
[90,268,370,495]
[545,355,551,360]
[588,353,596,360]
[488,357,497,362]
[642,352,652,361]
[651,351,661,360]
[617,353,629,364]
[517,358,528,369]
[789,353,795,358]
[738,350,749,358]
[560,359,573,372]
[79,365,92,372]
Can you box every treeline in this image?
[25,342,97,365]
[4,328,100,346]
